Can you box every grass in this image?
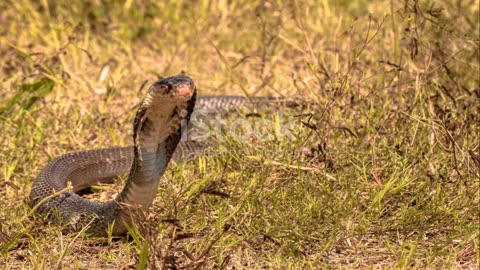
[0,0,479,268]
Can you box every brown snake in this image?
[29,75,197,236]
[28,75,298,236]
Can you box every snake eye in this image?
[159,84,171,94]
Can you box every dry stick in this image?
[54,217,96,270]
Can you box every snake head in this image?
[149,75,196,101]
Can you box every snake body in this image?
[29,75,292,236]
[29,75,197,235]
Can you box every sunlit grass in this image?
[0,0,479,268]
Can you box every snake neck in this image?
[115,91,196,213]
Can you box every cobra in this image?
[29,75,197,236]
[28,75,300,236]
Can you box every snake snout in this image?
[174,83,194,97]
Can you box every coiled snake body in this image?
[29,75,280,236]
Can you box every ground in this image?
[0,0,479,269]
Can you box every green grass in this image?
[1,0,479,268]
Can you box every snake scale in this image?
[29,75,293,236]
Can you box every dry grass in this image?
[0,0,479,269]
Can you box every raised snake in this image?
[28,75,298,236]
